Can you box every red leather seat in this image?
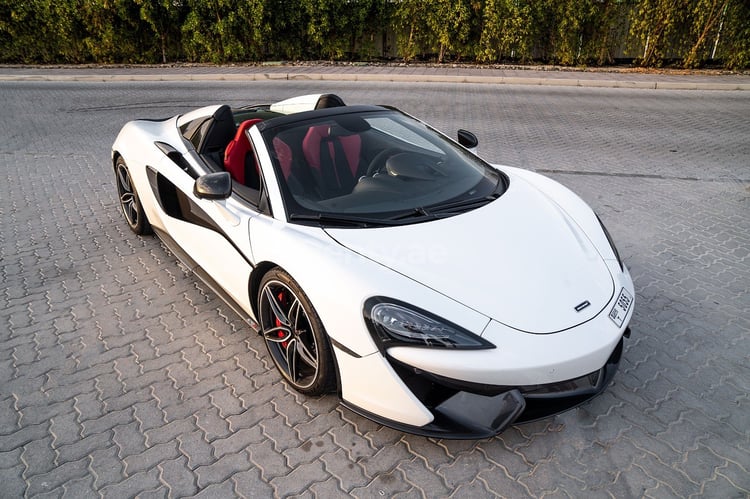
[224,118,263,184]
[273,137,293,180]
[302,125,361,195]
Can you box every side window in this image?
[179,118,211,149]
[231,150,272,217]
[231,179,262,210]
[232,180,272,217]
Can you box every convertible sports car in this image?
[112,93,634,438]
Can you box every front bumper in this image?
[343,333,626,439]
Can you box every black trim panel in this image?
[147,169,254,269]
[155,141,201,179]
[342,388,525,440]
[256,105,384,132]
[329,338,362,359]
[367,335,626,438]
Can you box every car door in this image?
[146,150,259,317]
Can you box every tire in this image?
[258,268,336,395]
[115,156,152,235]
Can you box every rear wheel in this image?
[258,269,336,395]
[115,156,151,235]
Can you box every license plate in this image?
[609,288,633,327]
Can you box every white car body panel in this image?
[388,266,634,385]
[270,94,327,115]
[333,347,433,427]
[327,171,614,334]
[113,115,258,315]
[248,214,491,357]
[505,165,621,265]
[176,105,223,129]
[113,122,174,231]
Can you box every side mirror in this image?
[194,172,232,199]
[457,129,478,149]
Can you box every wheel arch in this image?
[112,150,122,170]
[248,260,282,319]
[250,262,340,395]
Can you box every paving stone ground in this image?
[0,78,748,498]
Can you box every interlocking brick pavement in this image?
[0,77,748,498]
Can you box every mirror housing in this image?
[457,129,479,149]
[194,172,232,200]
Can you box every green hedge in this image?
[1,0,747,69]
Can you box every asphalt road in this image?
[1,80,748,498]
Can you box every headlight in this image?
[363,297,495,351]
[596,215,624,271]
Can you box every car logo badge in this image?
[575,300,591,312]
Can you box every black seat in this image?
[198,105,236,167]
[315,94,346,109]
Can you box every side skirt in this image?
[152,227,260,333]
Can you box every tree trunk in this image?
[684,0,727,67]
[406,22,415,62]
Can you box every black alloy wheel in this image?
[258,269,336,395]
[115,156,151,235]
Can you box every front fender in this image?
[247,216,490,358]
[501,166,621,266]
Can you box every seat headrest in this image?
[315,94,346,109]
[235,118,263,138]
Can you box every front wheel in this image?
[258,269,336,395]
[115,156,152,235]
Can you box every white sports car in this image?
[112,93,634,438]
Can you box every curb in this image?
[1,72,748,90]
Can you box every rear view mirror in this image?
[194,172,232,199]
[457,129,479,149]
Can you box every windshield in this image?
[260,108,507,226]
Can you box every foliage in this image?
[718,0,750,69]
[630,0,691,66]
[181,0,265,63]
[301,0,385,60]
[79,0,148,63]
[0,0,83,63]
[426,0,473,62]
[262,0,306,60]
[136,0,187,64]
[0,0,747,68]
[478,0,536,62]
[392,0,432,61]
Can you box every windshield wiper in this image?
[289,213,400,228]
[425,193,499,214]
[389,195,499,222]
[388,206,441,222]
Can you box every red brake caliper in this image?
[276,291,288,349]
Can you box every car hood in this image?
[325,175,615,334]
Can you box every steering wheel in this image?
[365,148,400,177]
